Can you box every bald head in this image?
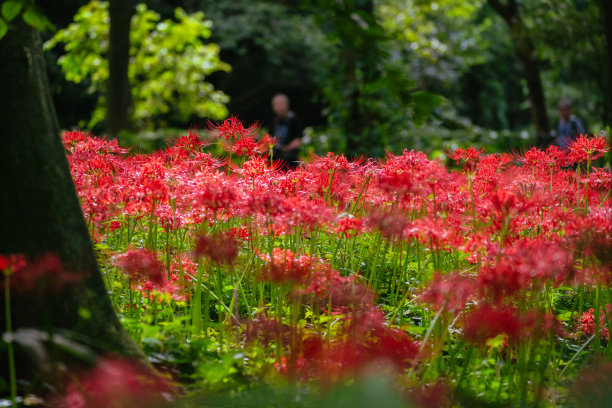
[272,93,290,118]
[558,97,572,121]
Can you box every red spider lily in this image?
[172,128,208,152]
[2,253,84,293]
[0,253,26,273]
[62,129,88,149]
[521,147,546,169]
[478,239,574,301]
[587,168,612,191]
[258,248,313,284]
[230,136,262,157]
[231,156,281,180]
[335,215,363,238]
[194,231,238,265]
[208,116,259,143]
[542,145,567,170]
[462,305,560,346]
[243,316,295,348]
[296,310,418,382]
[419,272,475,314]
[577,305,610,341]
[57,356,173,408]
[566,134,609,164]
[447,146,485,172]
[112,249,165,286]
[258,133,276,150]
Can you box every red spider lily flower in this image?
[57,356,173,408]
[567,134,609,164]
[62,129,88,149]
[478,239,574,301]
[243,316,295,348]
[489,189,520,217]
[258,133,276,150]
[447,146,485,172]
[4,253,84,293]
[542,144,567,170]
[230,136,262,157]
[587,168,612,191]
[335,215,363,239]
[194,231,238,265]
[231,156,281,179]
[419,272,475,314]
[577,305,610,341]
[296,309,418,382]
[258,248,313,284]
[462,305,560,346]
[112,249,165,286]
[208,116,259,143]
[0,253,26,274]
[521,147,546,169]
[172,128,207,152]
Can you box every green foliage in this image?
[44,1,230,129]
[303,0,444,155]
[0,0,54,39]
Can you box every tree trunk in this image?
[107,0,135,139]
[0,19,141,394]
[488,0,549,146]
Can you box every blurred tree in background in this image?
[38,0,612,155]
[45,0,230,134]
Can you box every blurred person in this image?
[270,93,303,169]
[555,97,585,150]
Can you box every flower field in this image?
[14,120,612,406]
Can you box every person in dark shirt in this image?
[555,97,585,150]
[270,93,303,169]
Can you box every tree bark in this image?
[488,0,549,146]
[107,0,135,139]
[0,19,141,393]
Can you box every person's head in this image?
[558,97,573,121]
[272,93,290,118]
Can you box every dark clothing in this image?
[556,115,585,150]
[271,111,303,168]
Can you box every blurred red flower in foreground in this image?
[463,304,560,345]
[1,253,84,293]
[58,356,173,408]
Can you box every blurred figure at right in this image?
[555,97,585,150]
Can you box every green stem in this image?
[5,274,17,406]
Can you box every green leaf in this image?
[0,17,7,39]
[411,91,444,126]
[22,6,49,31]
[2,1,22,22]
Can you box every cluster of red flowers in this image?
[60,121,611,393]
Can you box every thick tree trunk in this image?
[0,19,140,394]
[107,0,135,139]
[515,38,550,146]
[488,0,549,146]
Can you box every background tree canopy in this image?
[33,0,612,155]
